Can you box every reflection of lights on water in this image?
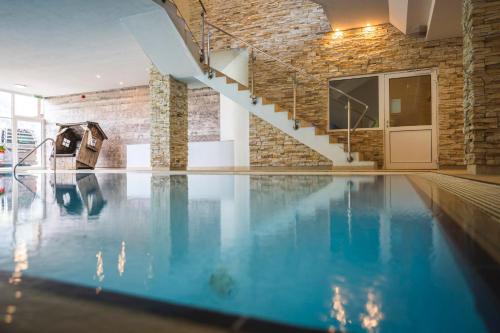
[95,251,104,283]
[118,241,126,276]
[147,253,154,280]
[9,243,29,285]
[331,286,347,329]
[62,192,70,206]
[360,291,383,332]
[6,243,28,324]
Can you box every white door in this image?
[384,70,438,169]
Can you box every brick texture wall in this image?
[44,86,150,168]
[250,115,331,168]
[203,0,465,168]
[463,0,500,174]
[188,87,220,142]
[150,67,188,170]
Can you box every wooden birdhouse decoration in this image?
[53,122,108,170]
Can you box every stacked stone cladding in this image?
[463,0,500,173]
[188,87,220,142]
[202,0,465,168]
[150,67,188,170]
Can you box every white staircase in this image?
[125,0,377,169]
[196,70,375,168]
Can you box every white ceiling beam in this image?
[426,0,463,40]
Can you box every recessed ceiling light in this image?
[14,84,27,89]
[119,81,124,85]
[96,74,101,79]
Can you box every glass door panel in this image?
[0,118,13,168]
[388,75,432,127]
[16,120,42,167]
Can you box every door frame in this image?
[383,69,438,170]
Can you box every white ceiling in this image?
[0,0,159,97]
[313,0,462,40]
[313,0,389,31]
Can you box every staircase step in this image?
[262,97,274,105]
[300,121,314,128]
[332,161,377,170]
[237,83,248,91]
[315,128,328,136]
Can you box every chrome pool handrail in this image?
[13,138,56,176]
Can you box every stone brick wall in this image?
[44,86,150,168]
[463,0,500,174]
[204,0,465,168]
[150,67,188,170]
[250,114,331,168]
[188,87,220,142]
[329,130,385,169]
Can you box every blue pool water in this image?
[0,173,498,332]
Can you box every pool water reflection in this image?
[0,173,498,332]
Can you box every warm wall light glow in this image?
[333,29,344,39]
[363,23,375,33]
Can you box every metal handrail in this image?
[202,20,370,163]
[205,22,369,109]
[163,0,203,51]
[197,0,206,13]
[13,138,56,176]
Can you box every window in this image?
[0,91,11,117]
[329,76,379,131]
[0,118,12,167]
[0,90,44,169]
[15,94,38,117]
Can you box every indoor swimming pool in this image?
[0,172,498,332]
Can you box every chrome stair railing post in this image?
[207,25,213,79]
[250,48,257,105]
[200,11,206,64]
[346,99,353,163]
[13,138,56,176]
[292,73,299,130]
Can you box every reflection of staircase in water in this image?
[250,176,380,236]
